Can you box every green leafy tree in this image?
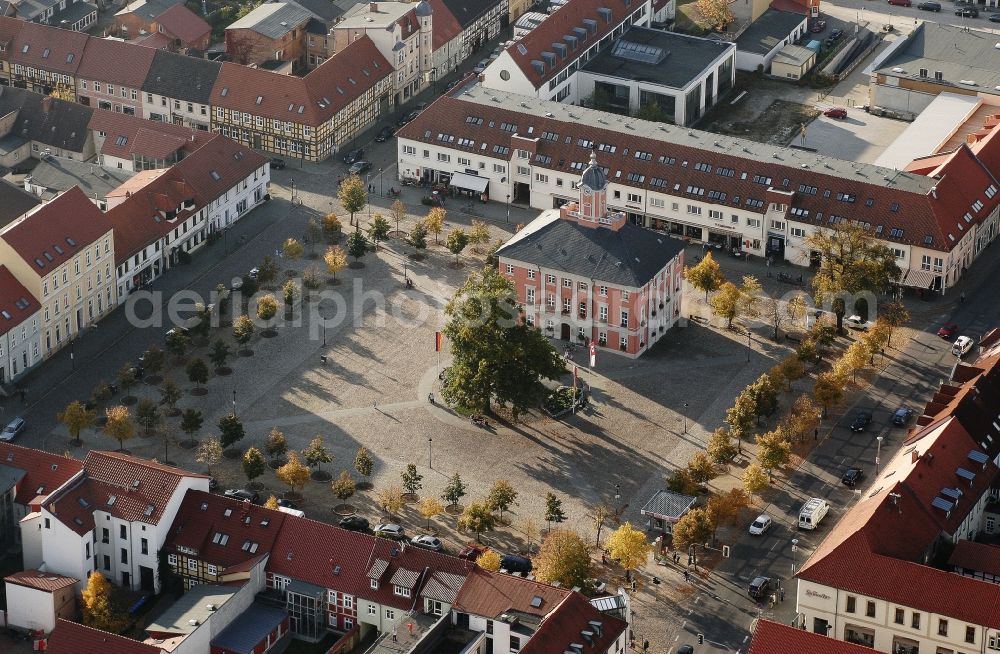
[442,473,467,506]
[746,373,779,420]
[408,222,428,257]
[709,281,741,328]
[354,446,374,479]
[671,507,713,553]
[666,467,700,496]
[390,199,406,234]
[457,500,497,542]
[233,315,255,348]
[636,101,667,122]
[282,238,304,261]
[687,452,717,484]
[218,413,245,450]
[366,214,391,250]
[707,427,738,465]
[283,279,300,306]
[302,436,332,473]
[725,391,756,452]
[346,230,367,262]
[424,207,446,244]
[266,428,288,461]
[142,346,164,377]
[136,398,160,435]
[58,400,95,446]
[103,405,134,451]
[258,256,279,286]
[879,300,909,347]
[807,222,901,331]
[684,252,726,300]
[486,479,518,519]
[306,217,323,253]
[469,220,491,253]
[401,463,423,496]
[756,428,791,477]
[442,266,566,416]
[186,357,209,390]
[210,340,231,370]
[331,470,356,501]
[534,529,592,589]
[243,446,266,484]
[196,434,221,475]
[165,330,190,360]
[181,409,204,446]
[544,492,566,530]
[118,363,137,398]
[742,463,769,503]
[446,228,469,263]
[338,174,367,228]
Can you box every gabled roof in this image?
[5,569,78,593]
[438,0,495,29]
[154,3,210,43]
[165,489,287,569]
[949,539,1000,578]
[428,0,461,49]
[77,34,156,87]
[114,0,183,20]
[454,566,571,619]
[170,133,268,202]
[276,0,343,23]
[0,14,24,49]
[27,155,134,200]
[49,619,163,654]
[142,49,221,104]
[106,169,195,263]
[10,20,89,74]
[88,109,211,160]
[498,210,685,287]
[226,2,313,38]
[1,186,111,275]
[519,592,627,654]
[0,179,41,228]
[749,620,879,654]
[0,442,82,506]
[0,85,93,153]
[0,266,41,335]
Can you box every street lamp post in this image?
[428,437,433,469]
[506,193,511,223]
[683,402,689,434]
[876,435,884,474]
[232,389,237,418]
[791,538,799,575]
[747,329,752,362]
[378,167,384,197]
[614,483,621,502]
[431,67,437,94]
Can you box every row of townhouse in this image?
[0,16,395,161]
[2,442,630,653]
[782,333,1000,654]
[397,85,1000,295]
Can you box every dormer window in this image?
[370,579,379,590]
[393,584,412,598]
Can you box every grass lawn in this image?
[284,633,340,654]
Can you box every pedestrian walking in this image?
[391,626,397,642]
[814,427,819,440]
[631,580,637,592]
[780,587,785,602]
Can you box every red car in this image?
[810,20,827,32]
[937,322,959,339]
[824,107,848,119]
[458,545,486,560]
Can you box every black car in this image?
[343,148,364,165]
[270,157,287,170]
[375,126,395,142]
[955,6,978,16]
[349,160,372,175]
[748,576,773,599]
[842,467,865,487]
[339,516,370,532]
[825,29,843,47]
[850,411,873,433]
[989,12,1000,21]
[277,499,298,509]
[917,1,940,9]
[224,489,261,504]
[892,407,914,425]
[397,110,421,127]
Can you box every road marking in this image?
[743,635,749,644]
[681,620,687,629]
[695,595,702,604]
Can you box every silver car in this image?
[749,514,772,536]
[1,417,25,442]
[410,535,443,551]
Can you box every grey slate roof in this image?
[497,213,685,288]
[142,49,222,104]
[0,179,41,228]
[116,0,182,21]
[210,604,288,654]
[48,0,97,26]
[875,22,1000,96]
[10,0,59,21]
[582,27,733,90]
[440,0,494,29]
[0,86,92,153]
[227,2,314,38]
[271,0,342,23]
[734,8,806,56]
[27,157,134,199]
[640,490,696,521]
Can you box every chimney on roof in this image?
[41,96,52,113]
[912,449,921,464]
[370,1,377,10]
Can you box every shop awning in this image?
[899,268,937,290]
[450,172,489,194]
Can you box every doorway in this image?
[122,571,131,588]
[139,566,154,592]
[560,323,570,340]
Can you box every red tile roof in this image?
[1,187,112,274]
[169,130,268,202]
[48,618,163,654]
[134,31,174,49]
[165,490,287,570]
[519,592,627,654]
[398,89,1000,252]
[88,110,211,160]
[949,540,1000,578]
[47,450,207,535]
[106,169,196,263]
[428,0,462,49]
[9,20,88,75]
[0,443,82,507]
[209,35,391,126]
[154,3,210,44]
[797,416,1000,627]
[454,566,571,619]
[266,515,472,607]
[748,620,879,654]
[0,266,40,336]
[0,15,24,50]
[77,36,156,88]
[5,569,78,593]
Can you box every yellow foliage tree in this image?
[264,495,279,509]
[534,529,592,589]
[606,522,651,575]
[684,251,725,300]
[423,207,446,245]
[276,451,310,493]
[324,245,348,280]
[476,549,502,571]
[376,484,404,517]
[81,571,126,632]
[695,0,735,30]
[419,497,444,529]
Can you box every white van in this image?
[278,506,305,518]
[952,336,974,358]
[798,497,830,530]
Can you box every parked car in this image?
[270,157,286,170]
[953,335,975,357]
[276,499,297,509]
[397,110,421,127]
[343,148,364,165]
[458,545,486,560]
[810,19,827,32]
[248,267,260,280]
[500,554,532,573]
[850,411,873,432]
[749,514,773,536]
[677,646,695,654]
[825,29,843,47]
[844,315,870,331]
[892,407,914,425]
[473,59,489,74]
[339,516,370,532]
[0,417,25,442]
[748,576,774,599]
[349,160,372,175]
[415,101,428,111]
[888,0,911,7]
[375,125,395,142]
[955,6,978,16]
[373,523,406,540]
[823,107,848,119]
[937,322,960,339]
[841,467,865,487]
[224,489,261,504]
[410,535,443,551]
[990,13,1000,21]
[917,1,941,9]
